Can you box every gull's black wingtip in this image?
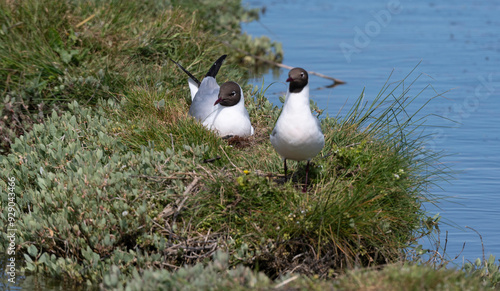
[205,54,227,78]
[170,58,201,87]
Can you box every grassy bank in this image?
[1,0,499,290]
[0,0,282,154]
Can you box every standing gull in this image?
[270,68,325,192]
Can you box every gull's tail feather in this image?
[205,55,227,78]
[170,58,201,87]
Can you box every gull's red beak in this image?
[286,77,293,82]
[214,97,222,106]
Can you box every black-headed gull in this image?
[171,55,227,122]
[172,55,254,137]
[270,68,325,192]
[203,81,254,137]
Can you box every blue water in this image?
[243,0,500,264]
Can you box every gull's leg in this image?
[284,158,288,181]
[303,161,310,193]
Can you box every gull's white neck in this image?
[283,84,311,114]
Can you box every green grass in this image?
[153,68,449,277]
[103,252,496,290]
[1,0,499,290]
[0,0,282,154]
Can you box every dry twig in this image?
[221,40,346,86]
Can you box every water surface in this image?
[243,0,500,264]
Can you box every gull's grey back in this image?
[188,77,219,121]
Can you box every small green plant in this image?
[461,227,500,288]
[463,255,500,288]
[334,263,489,291]
[0,100,209,284]
[103,251,272,290]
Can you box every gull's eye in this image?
[231,91,236,96]
[300,72,304,78]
